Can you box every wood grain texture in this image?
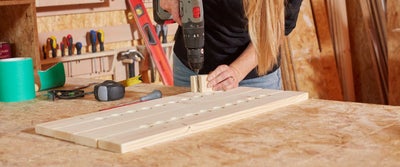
[325,0,355,101]
[190,75,212,93]
[35,87,308,153]
[346,0,387,104]
[36,0,105,7]
[387,0,400,105]
[190,75,199,92]
[284,0,343,100]
[36,0,126,17]
[0,0,40,68]
[1,78,400,166]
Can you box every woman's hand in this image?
[207,65,243,91]
[207,43,258,91]
[160,0,182,25]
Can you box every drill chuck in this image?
[187,48,204,74]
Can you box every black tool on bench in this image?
[47,81,125,101]
[94,80,125,101]
[47,89,87,101]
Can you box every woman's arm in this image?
[207,43,257,91]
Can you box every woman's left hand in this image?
[207,65,242,91]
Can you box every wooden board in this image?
[325,0,355,101]
[387,0,400,105]
[347,0,388,104]
[35,87,308,153]
[36,0,105,7]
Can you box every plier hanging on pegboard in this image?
[156,23,168,44]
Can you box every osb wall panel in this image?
[0,3,40,69]
[285,0,343,100]
[346,1,385,104]
[387,0,400,105]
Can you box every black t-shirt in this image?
[174,0,303,80]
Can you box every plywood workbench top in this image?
[1,78,399,166]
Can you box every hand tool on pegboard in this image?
[60,42,65,57]
[67,34,74,56]
[153,0,174,43]
[88,30,98,73]
[62,36,69,56]
[127,0,173,86]
[44,38,52,59]
[50,36,58,58]
[75,42,82,55]
[97,29,106,72]
[118,49,145,78]
[97,30,105,52]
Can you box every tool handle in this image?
[67,34,73,55]
[98,89,161,111]
[75,42,82,55]
[50,37,57,58]
[140,90,162,101]
[97,30,105,51]
[60,42,65,57]
[90,30,97,53]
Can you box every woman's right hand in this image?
[160,0,182,25]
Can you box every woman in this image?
[161,0,302,91]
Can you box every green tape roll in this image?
[0,58,36,102]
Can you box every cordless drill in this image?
[179,0,204,74]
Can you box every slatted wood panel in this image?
[325,0,355,101]
[283,0,343,100]
[35,87,308,153]
[387,0,400,105]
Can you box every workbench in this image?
[1,78,399,166]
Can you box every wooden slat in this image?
[36,0,127,17]
[387,0,400,105]
[0,0,33,6]
[359,0,388,103]
[281,37,297,91]
[36,0,105,7]
[325,0,355,101]
[36,88,253,144]
[35,87,308,153]
[100,91,306,153]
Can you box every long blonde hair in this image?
[243,0,284,75]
